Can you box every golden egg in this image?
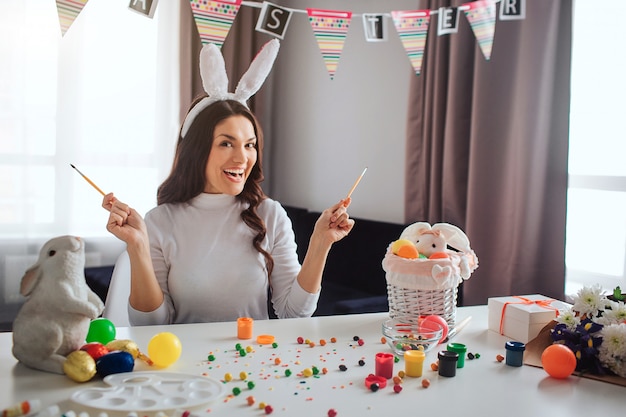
[106,339,140,359]
[63,350,97,382]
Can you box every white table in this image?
[1,306,624,416]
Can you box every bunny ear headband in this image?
[181,39,280,137]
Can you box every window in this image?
[565,0,626,295]
[0,0,176,242]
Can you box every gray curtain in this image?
[405,0,572,305]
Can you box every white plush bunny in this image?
[12,235,104,374]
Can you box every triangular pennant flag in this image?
[463,0,497,60]
[391,10,431,76]
[306,8,352,80]
[56,0,89,36]
[189,0,242,48]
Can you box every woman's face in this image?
[204,115,258,195]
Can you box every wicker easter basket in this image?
[383,253,462,328]
[382,222,479,329]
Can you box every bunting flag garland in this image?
[391,10,431,76]
[56,0,89,36]
[53,0,523,77]
[189,0,242,47]
[307,8,352,80]
[463,0,497,60]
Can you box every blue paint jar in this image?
[505,341,525,367]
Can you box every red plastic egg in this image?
[80,342,109,360]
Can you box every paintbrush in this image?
[345,167,368,200]
[70,164,106,196]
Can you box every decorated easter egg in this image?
[64,350,97,382]
[96,350,135,377]
[148,332,182,368]
[422,315,449,343]
[541,344,576,378]
[392,239,419,259]
[80,342,109,360]
[106,339,141,360]
[86,318,116,345]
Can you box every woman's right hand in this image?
[102,193,148,247]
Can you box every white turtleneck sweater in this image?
[128,193,319,325]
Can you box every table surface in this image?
[1,306,624,416]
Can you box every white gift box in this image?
[487,294,568,343]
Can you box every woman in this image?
[103,98,354,325]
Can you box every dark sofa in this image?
[85,206,407,317]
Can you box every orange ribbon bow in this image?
[499,296,560,335]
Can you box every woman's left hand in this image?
[313,199,355,246]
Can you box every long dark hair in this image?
[157,99,274,277]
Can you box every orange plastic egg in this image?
[397,244,419,259]
[541,344,576,379]
[429,252,449,259]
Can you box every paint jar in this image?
[446,342,467,368]
[375,352,394,379]
[404,350,426,377]
[237,317,254,339]
[505,341,525,367]
[438,350,459,377]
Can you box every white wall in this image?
[266,0,418,224]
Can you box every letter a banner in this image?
[189,0,242,47]
[391,10,431,76]
[307,8,352,80]
[463,0,497,60]
[56,0,89,36]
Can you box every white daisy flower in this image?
[572,284,606,318]
[555,308,580,330]
[598,323,626,378]
[597,300,626,326]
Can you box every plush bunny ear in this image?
[432,223,471,253]
[233,39,280,103]
[20,265,41,296]
[180,39,280,137]
[200,43,229,100]
[400,222,432,243]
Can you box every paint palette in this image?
[71,372,225,412]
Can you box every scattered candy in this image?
[274,358,281,365]
[328,409,338,417]
[224,373,233,382]
[246,345,253,353]
[422,378,431,388]
[236,343,242,350]
[240,371,248,380]
[312,366,320,375]
[353,336,360,341]
[80,342,109,361]
[496,354,505,362]
[264,405,273,414]
[259,402,267,409]
[246,396,255,406]
[297,337,304,344]
[430,362,439,371]
[467,352,475,360]
[338,365,347,372]
[393,384,403,393]
[232,387,241,396]
[380,337,386,344]
[247,381,255,389]
[285,369,292,377]
[272,342,278,348]
[239,349,247,357]
[358,359,365,366]
[303,368,313,377]
[208,354,216,361]
[397,370,405,378]
[320,339,327,346]
[357,339,365,346]
[369,383,380,392]
[392,376,402,385]
[330,337,337,343]
[475,353,481,359]
[322,367,328,374]
[309,342,316,348]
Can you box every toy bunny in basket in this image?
[12,235,104,374]
[382,222,478,328]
